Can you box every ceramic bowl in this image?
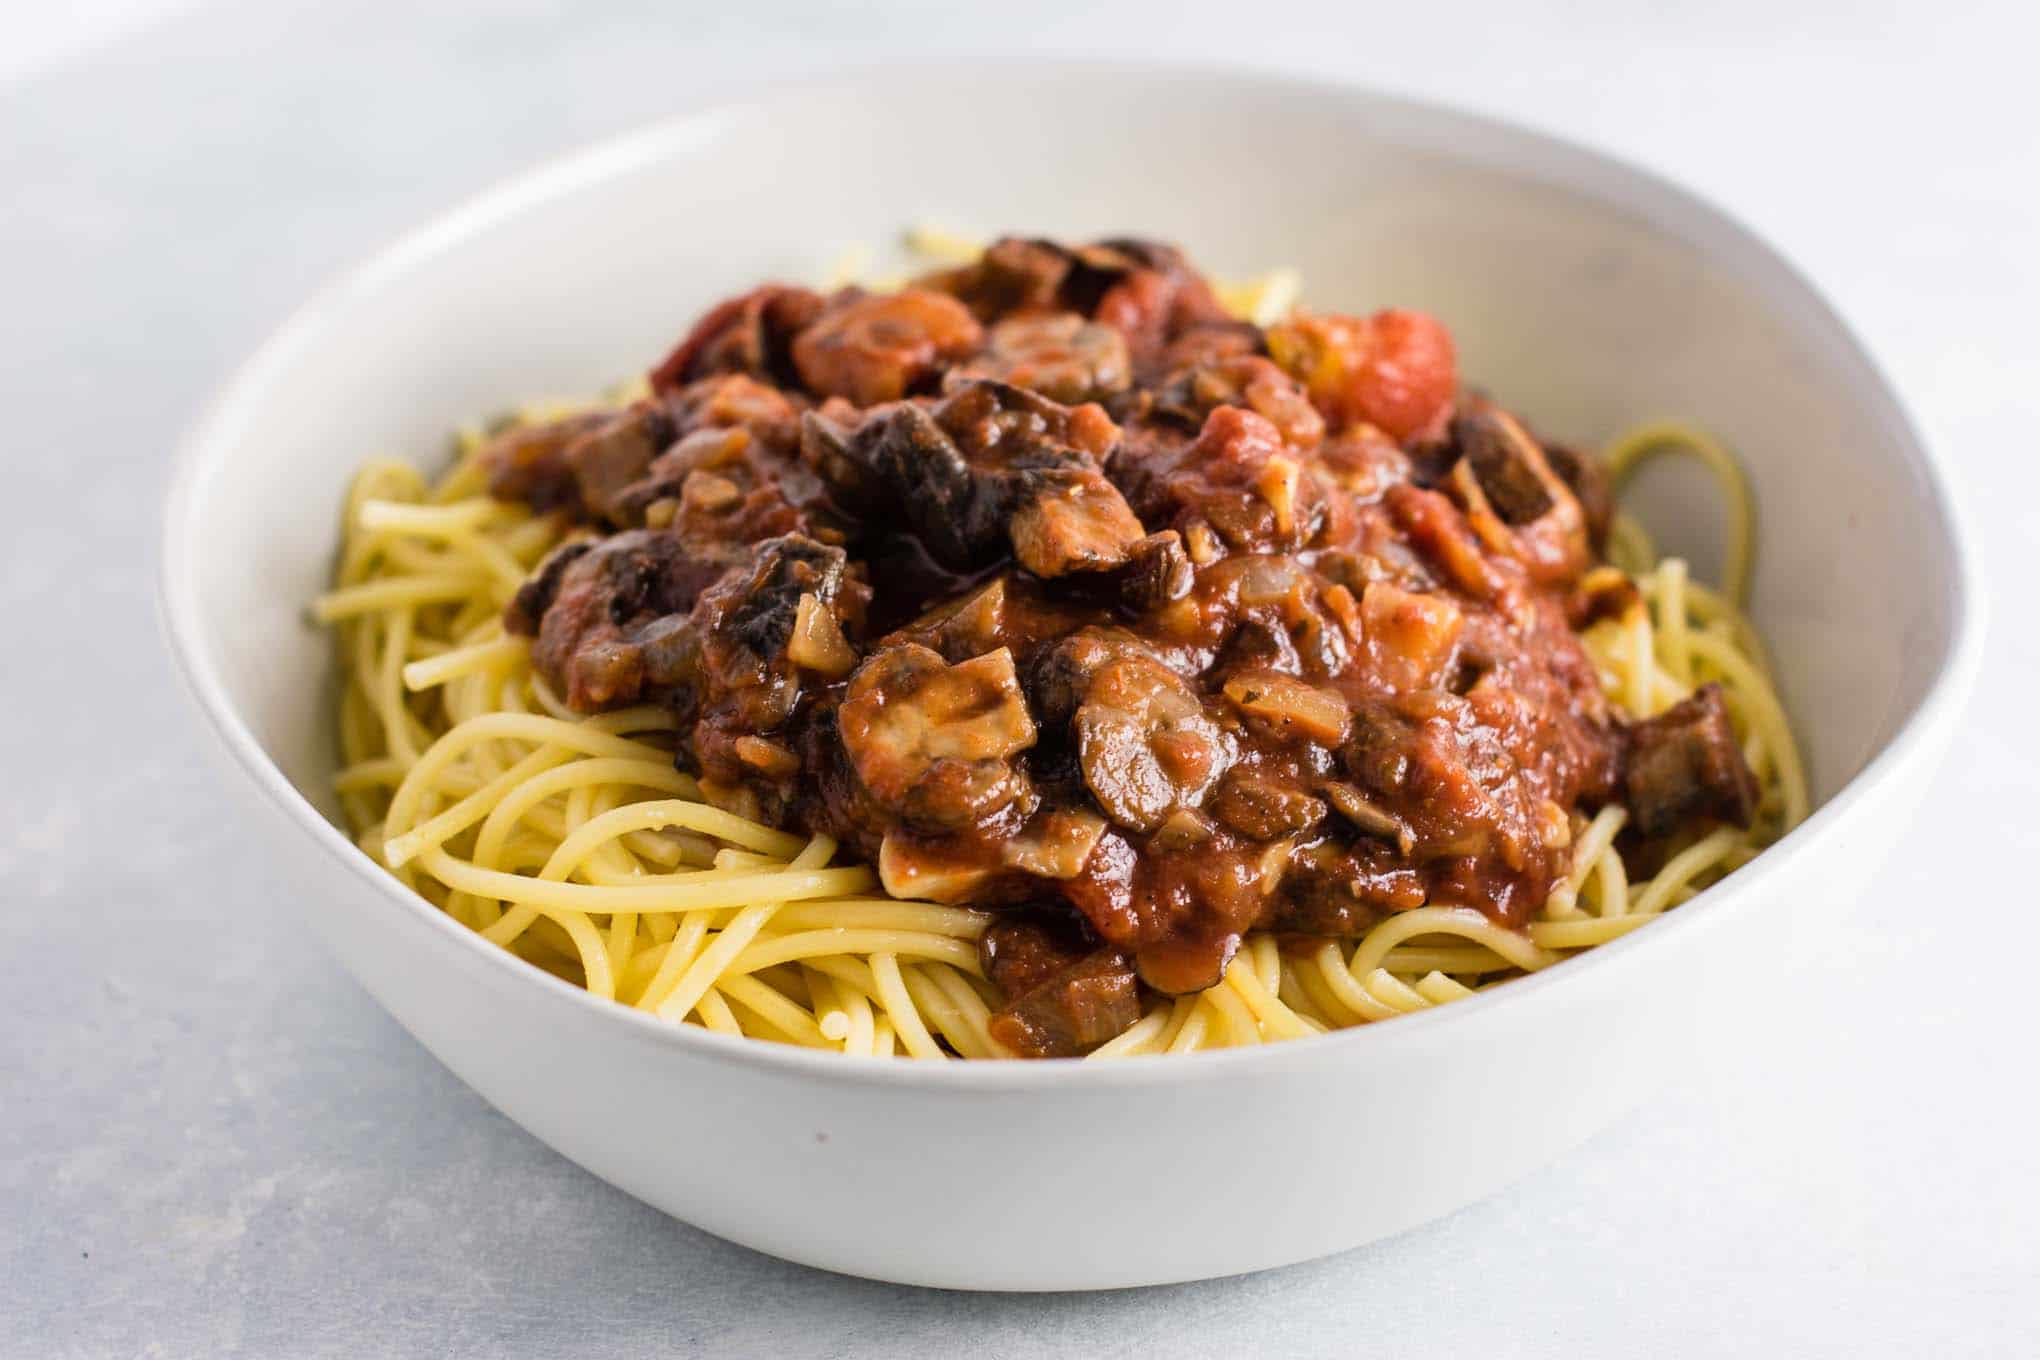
[161,63,1981,1290]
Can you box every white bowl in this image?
[161,63,1981,1290]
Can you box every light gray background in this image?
[4,2,2036,1355]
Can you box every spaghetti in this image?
[316,241,1803,1060]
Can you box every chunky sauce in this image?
[487,237,1757,1055]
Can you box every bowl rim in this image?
[159,57,1986,1092]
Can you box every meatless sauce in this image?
[486,236,1759,1057]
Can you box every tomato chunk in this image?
[1269,307,1457,441]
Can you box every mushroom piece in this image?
[681,535,857,719]
[1008,467,1148,578]
[987,943,1141,1059]
[1113,531,1194,612]
[514,537,855,805]
[979,913,1142,1060]
[802,401,979,561]
[807,379,1142,578]
[918,235,1076,320]
[505,529,724,710]
[980,913,1095,998]
[565,400,676,524]
[1221,672,1351,747]
[876,834,1000,903]
[1450,402,1590,584]
[503,538,591,638]
[1079,237,1233,361]
[589,373,821,538]
[1455,405,1556,524]
[1320,781,1416,854]
[478,409,610,512]
[1158,319,1264,370]
[1623,682,1760,835]
[790,288,984,406]
[1000,807,1109,880]
[1210,769,1328,840]
[920,235,1228,354]
[838,644,1038,832]
[1152,353,1326,451]
[1267,838,1427,935]
[890,575,1017,662]
[1041,631,1232,833]
[951,312,1131,404]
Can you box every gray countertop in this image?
[4,2,2037,1355]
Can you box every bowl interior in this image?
[172,67,1962,859]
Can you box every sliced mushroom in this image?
[891,575,1016,662]
[1158,319,1264,370]
[877,834,999,903]
[672,533,860,744]
[838,644,1037,831]
[923,235,1226,358]
[669,371,805,438]
[1450,402,1590,583]
[803,401,979,561]
[1320,780,1416,854]
[689,536,848,679]
[791,288,984,406]
[1051,633,1231,833]
[1081,237,1232,361]
[999,807,1109,879]
[1221,672,1351,746]
[1455,406,1556,524]
[951,312,1131,404]
[919,236,1076,320]
[1268,838,1427,935]
[1210,769,1327,840]
[1008,466,1147,578]
[1132,931,1240,996]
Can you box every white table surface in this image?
[4,2,2036,1355]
